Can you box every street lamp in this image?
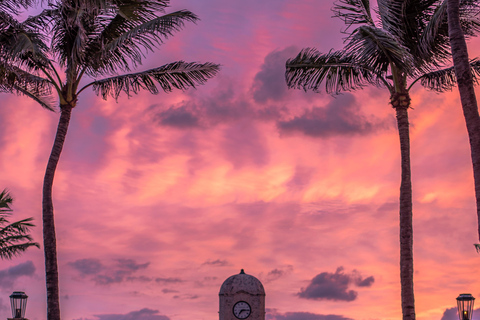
[9,292,28,320]
[457,293,475,320]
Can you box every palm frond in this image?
[416,0,450,70]
[80,0,169,19]
[0,242,40,260]
[0,60,54,109]
[50,1,94,67]
[376,0,404,35]
[0,189,12,214]
[84,10,198,75]
[0,11,50,73]
[285,48,386,94]
[1,217,36,234]
[378,0,441,54]
[0,0,35,15]
[415,0,480,73]
[86,61,220,99]
[0,189,40,260]
[418,59,480,91]
[458,0,480,38]
[332,0,376,29]
[21,9,56,32]
[12,84,55,110]
[345,25,413,74]
[0,61,52,91]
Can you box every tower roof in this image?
[219,269,265,296]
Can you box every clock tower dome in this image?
[219,269,265,320]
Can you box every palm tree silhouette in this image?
[286,1,480,320]
[0,1,220,320]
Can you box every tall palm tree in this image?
[0,1,220,320]
[447,0,480,251]
[285,1,480,320]
[0,189,40,259]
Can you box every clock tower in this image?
[219,269,265,320]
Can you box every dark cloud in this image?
[0,261,35,288]
[172,294,199,300]
[356,276,374,287]
[69,258,150,286]
[68,258,103,275]
[266,310,353,320]
[116,259,150,271]
[264,265,293,283]
[93,274,126,285]
[297,267,374,301]
[155,277,183,284]
[92,308,170,320]
[202,259,229,266]
[251,46,299,104]
[161,289,179,294]
[154,106,200,128]
[277,94,385,137]
[441,307,458,320]
[126,276,152,282]
[148,76,287,131]
[441,307,480,320]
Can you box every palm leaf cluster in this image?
[286,0,480,94]
[0,0,220,109]
[0,189,39,260]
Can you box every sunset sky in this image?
[1,1,480,320]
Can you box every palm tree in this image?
[447,0,480,251]
[0,1,220,320]
[285,1,480,320]
[0,189,40,259]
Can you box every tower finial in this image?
[240,269,245,274]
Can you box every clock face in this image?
[233,301,251,319]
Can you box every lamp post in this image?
[8,292,28,320]
[457,293,475,320]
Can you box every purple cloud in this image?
[155,277,184,284]
[202,259,229,266]
[69,258,103,275]
[69,258,150,286]
[116,259,150,271]
[0,261,35,288]
[277,94,385,137]
[154,106,200,128]
[356,276,374,287]
[251,46,299,104]
[297,267,374,301]
[266,310,353,320]
[92,308,170,320]
[441,307,480,320]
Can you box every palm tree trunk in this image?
[447,0,480,245]
[392,92,415,320]
[43,105,73,320]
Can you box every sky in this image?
[0,1,480,320]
